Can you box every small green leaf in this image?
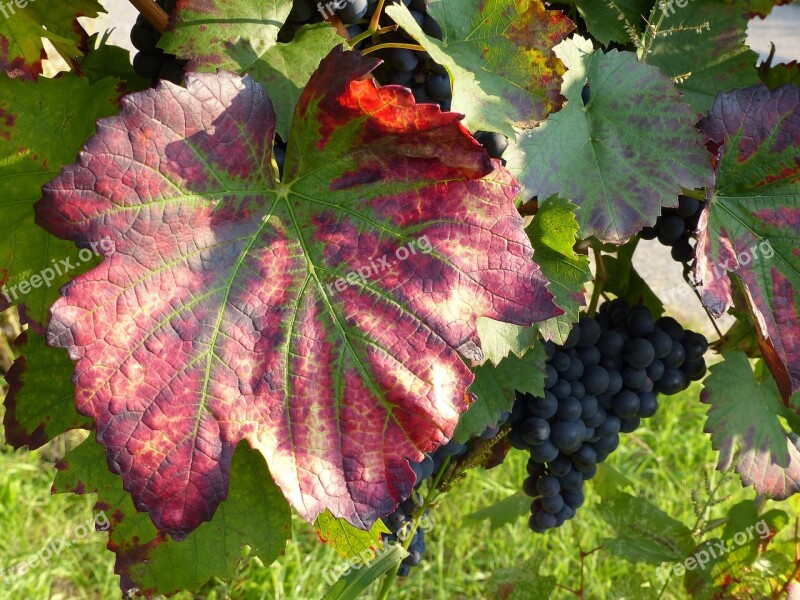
[603,238,665,317]
[476,318,539,365]
[465,492,531,530]
[574,0,650,45]
[598,492,695,564]
[3,331,90,450]
[315,510,388,561]
[701,351,800,499]
[321,542,408,600]
[528,195,591,344]
[455,343,547,442]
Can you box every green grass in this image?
[2,374,788,600]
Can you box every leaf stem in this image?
[362,43,425,55]
[127,0,169,33]
[681,264,724,341]
[587,246,607,317]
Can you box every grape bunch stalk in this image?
[509,300,708,532]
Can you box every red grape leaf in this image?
[702,352,800,499]
[36,47,560,539]
[696,84,800,400]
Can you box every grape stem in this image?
[127,0,169,33]
[349,25,398,47]
[681,264,724,341]
[362,43,426,55]
[587,246,608,317]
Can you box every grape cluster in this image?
[640,195,705,264]
[510,301,708,532]
[380,437,469,576]
[130,0,186,85]
[284,0,453,110]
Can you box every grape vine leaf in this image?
[0,74,120,330]
[36,47,560,539]
[505,36,713,243]
[3,330,90,449]
[701,352,800,499]
[759,61,800,90]
[76,32,150,90]
[454,343,547,443]
[476,318,539,365]
[465,492,531,530]
[0,0,103,80]
[53,436,291,597]
[646,0,765,112]
[160,2,340,139]
[315,510,388,561]
[597,492,695,565]
[386,0,575,138]
[695,84,800,399]
[528,195,591,344]
[573,0,650,46]
[603,238,664,318]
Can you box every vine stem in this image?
[127,0,169,33]
[363,43,426,55]
[681,264,724,342]
[587,246,607,317]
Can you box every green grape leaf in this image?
[53,436,291,597]
[315,510,388,561]
[387,0,575,137]
[528,195,591,344]
[695,84,800,399]
[646,0,763,111]
[77,32,150,90]
[160,2,340,139]
[476,318,539,365]
[489,556,557,600]
[574,0,650,45]
[603,238,665,317]
[455,343,547,442]
[3,330,90,449]
[465,492,531,530]
[0,0,103,79]
[598,492,695,564]
[701,351,800,499]
[0,73,120,330]
[506,36,712,243]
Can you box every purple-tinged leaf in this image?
[696,84,800,399]
[36,47,560,539]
